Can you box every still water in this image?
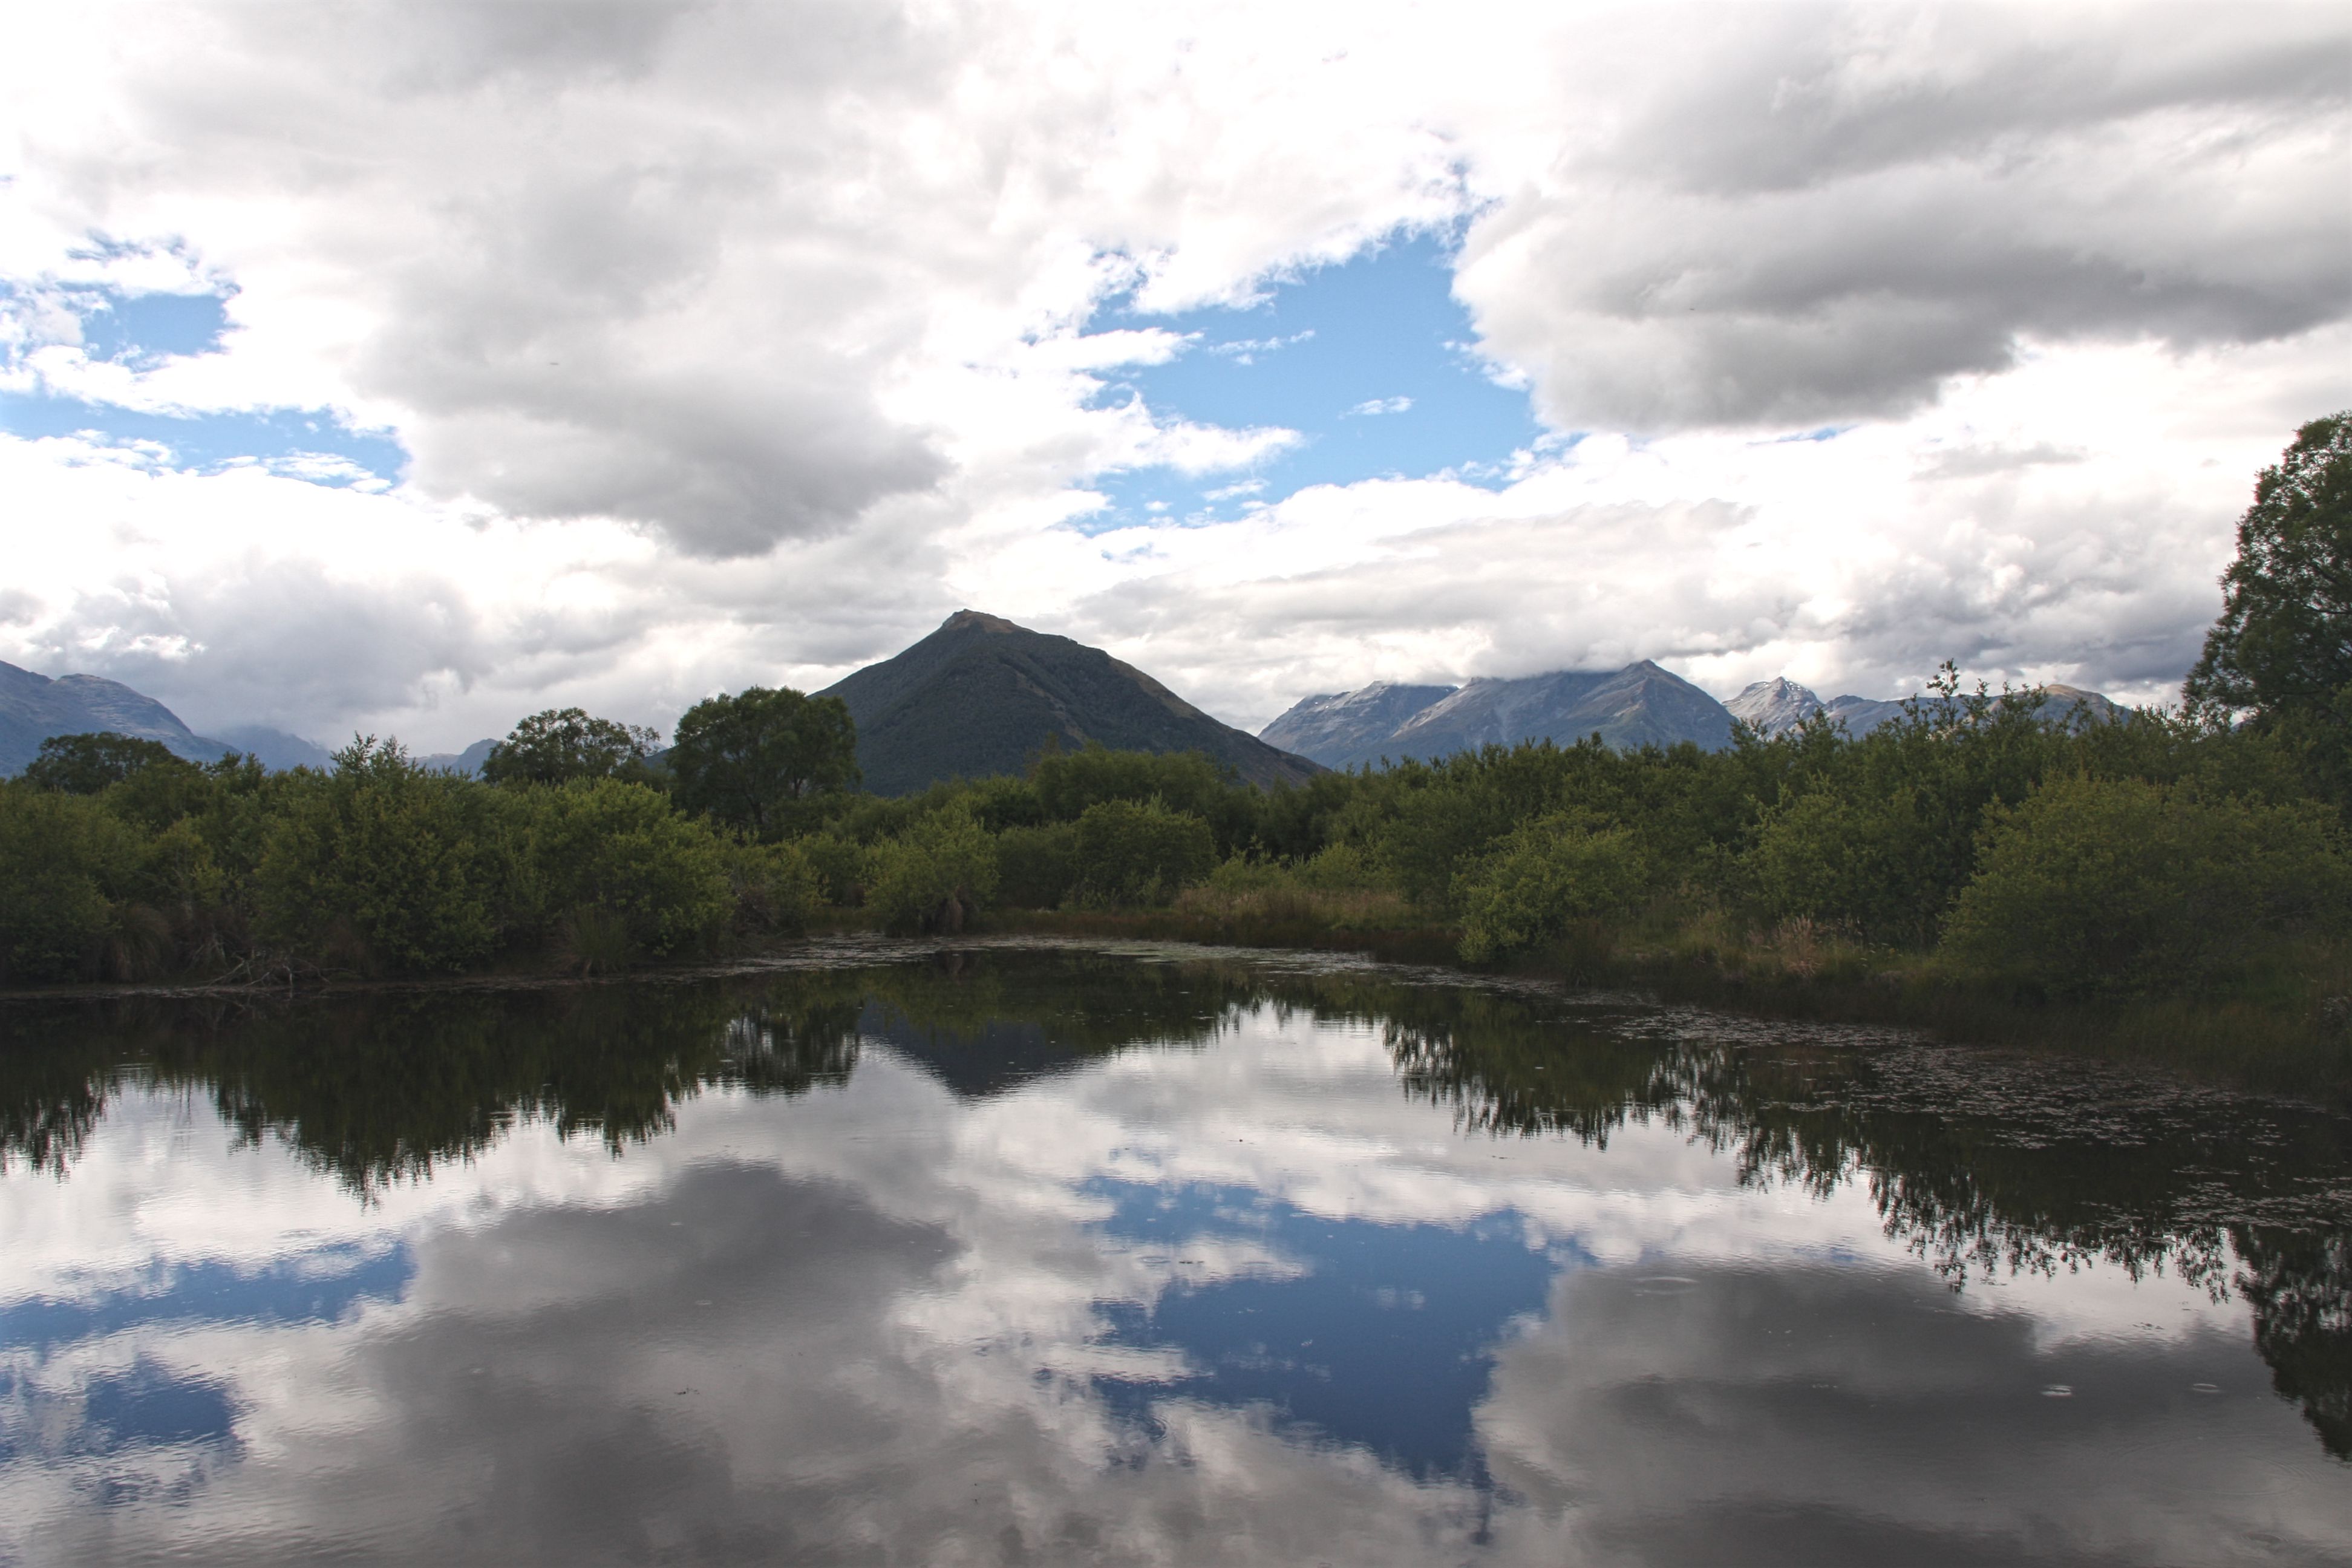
[1,938,2347,1565]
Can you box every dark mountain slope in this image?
[818,611,1322,795]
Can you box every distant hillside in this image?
[1261,661,1733,765]
[0,659,235,774]
[818,611,1323,795]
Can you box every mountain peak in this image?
[819,618,1320,794]
[938,609,1024,635]
[1724,676,1827,735]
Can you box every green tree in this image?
[1071,799,1215,905]
[22,733,189,794]
[670,687,858,836]
[481,708,661,788]
[255,737,512,972]
[0,787,139,981]
[2186,413,2352,719]
[517,779,731,957]
[1455,813,1650,964]
[863,803,998,932]
[1941,775,2351,998]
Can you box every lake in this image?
[2,938,2347,1565]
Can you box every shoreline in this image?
[7,910,2347,1106]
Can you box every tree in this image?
[22,733,189,794]
[2186,413,2352,719]
[863,803,997,933]
[481,708,661,788]
[1070,798,1215,906]
[255,737,508,971]
[1940,774,2350,998]
[669,687,858,836]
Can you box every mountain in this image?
[1262,661,1734,766]
[419,739,499,777]
[1393,662,1735,757]
[2031,684,2125,728]
[1256,682,1458,769]
[0,659,236,775]
[1725,679,1906,737]
[1725,678,1826,735]
[817,610,1322,795]
[211,725,336,772]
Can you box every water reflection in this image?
[0,941,2345,1565]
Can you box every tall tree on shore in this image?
[481,708,661,788]
[2186,413,2352,719]
[668,687,858,835]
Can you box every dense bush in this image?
[1455,814,1650,964]
[518,779,731,957]
[863,805,999,933]
[725,838,823,935]
[255,739,512,972]
[1071,799,1215,905]
[1941,776,2351,997]
[0,789,136,981]
[993,822,1079,908]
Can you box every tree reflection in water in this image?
[1,943,2345,1458]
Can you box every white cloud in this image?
[1345,396,1413,417]
[0,1,2342,744]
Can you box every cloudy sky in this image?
[2,1,2346,748]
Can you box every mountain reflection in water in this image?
[0,939,2345,1566]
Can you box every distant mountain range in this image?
[1264,665,2127,766]
[1261,661,1733,767]
[0,657,491,777]
[1723,678,1907,737]
[1723,676,2123,737]
[3,635,2129,791]
[820,610,1322,795]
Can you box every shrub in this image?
[1745,786,1945,945]
[994,822,1079,908]
[0,787,139,982]
[789,832,866,906]
[1455,814,1650,965]
[864,805,999,933]
[255,739,507,972]
[726,837,823,935]
[1941,775,2352,997]
[1071,799,1215,906]
[520,779,731,957]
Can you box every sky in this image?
[0,1,2346,749]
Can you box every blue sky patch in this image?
[70,287,232,364]
[1085,1177,1575,1482]
[1077,232,1550,534]
[1,280,407,488]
